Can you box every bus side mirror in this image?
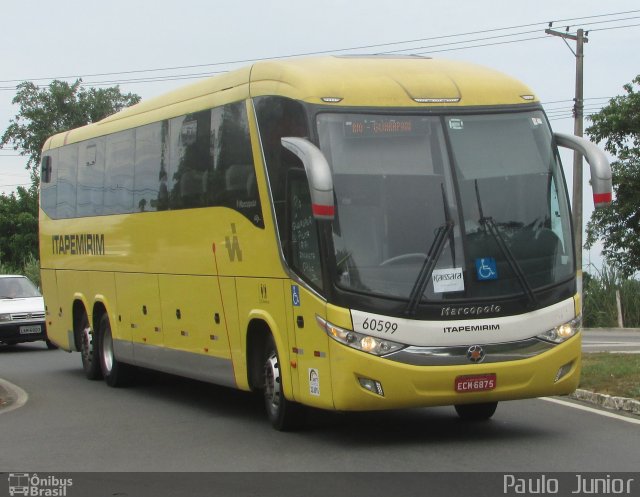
[41,155,52,183]
[281,137,335,220]
[554,132,612,209]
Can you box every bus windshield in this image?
[316,110,574,304]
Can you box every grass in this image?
[580,353,640,401]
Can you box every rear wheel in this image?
[79,313,101,380]
[98,314,135,387]
[454,402,498,421]
[263,336,306,431]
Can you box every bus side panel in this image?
[114,273,162,350]
[287,284,333,409]
[235,278,293,397]
[86,270,119,333]
[158,274,230,359]
[219,276,249,391]
[40,269,70,350]
[282,280,300,400]
[56,270,92,350]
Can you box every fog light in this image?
[554,361,574,382]
[358,377,384,396]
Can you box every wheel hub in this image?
[264,353,281,413]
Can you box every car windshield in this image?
[316,110,574,304]
[0,277,41,299]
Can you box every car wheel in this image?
[263,335,306,431]
[98,314,135,387]
[79,313,101,380]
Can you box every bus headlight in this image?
[537,316,581,344]
[316,316,405,356]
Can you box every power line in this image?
[0,9,638,88]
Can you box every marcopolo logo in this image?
[8,473,73,497]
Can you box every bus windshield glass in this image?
[316,111,574,303]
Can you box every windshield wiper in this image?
[404,184,456,316]
[475,180,537,307]
[404,221,453,316]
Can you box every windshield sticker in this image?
[531,117,543,126]
[476,258,498,281]
[448,119,464,130]
[432,267,464,293]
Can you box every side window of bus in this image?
[287,170,323,289]
[168,111,213,210]
[77,139,105,217]
[134,122,169,212]
[211,102,263,227]
[40,149,58,218]
[254,96,309,237]
[57,144,79,219]
[104,130,135,215]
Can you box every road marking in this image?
[541,396,640,425]
[0,378,28,415]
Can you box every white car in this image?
[0,275,56,349]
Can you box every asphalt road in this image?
[1,341,639,476]
[582,328,640,353]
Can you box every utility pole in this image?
[545,26,588,291]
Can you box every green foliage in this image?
[585,75,640,277]
[583,265,640,328]
[0,185,39,270]
[1,79,141,171]
[581,353,640,400]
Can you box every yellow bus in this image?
[39,56,612,430]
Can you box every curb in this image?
[570,389,640,416]
[0,378,28,415]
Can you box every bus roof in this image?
[43,56,538,149]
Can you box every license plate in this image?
[455,374,496,393]
[19,325,42,335]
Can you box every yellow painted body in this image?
[40,56,579,413]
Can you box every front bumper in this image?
[0,321,47,344]
[329,333,581,411]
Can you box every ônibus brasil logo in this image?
[8,473,73,497]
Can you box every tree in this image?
[585,75,640,278]
[1,79,141,172]
[0,185,39,270]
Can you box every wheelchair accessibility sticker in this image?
[291,285,301,307]
[476,258,498,281]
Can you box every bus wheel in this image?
[454,402,498,421]
[98,314,135,387]
[263,336,306,431]
[79,313,101,380]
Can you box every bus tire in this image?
[263,335,306,431]
[79,312,101,380]
[98,314,135,387]
[454,402,498,421]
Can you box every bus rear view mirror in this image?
[554,132,612,209]
[281,137,335,220]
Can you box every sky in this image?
[1,0,638,272]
